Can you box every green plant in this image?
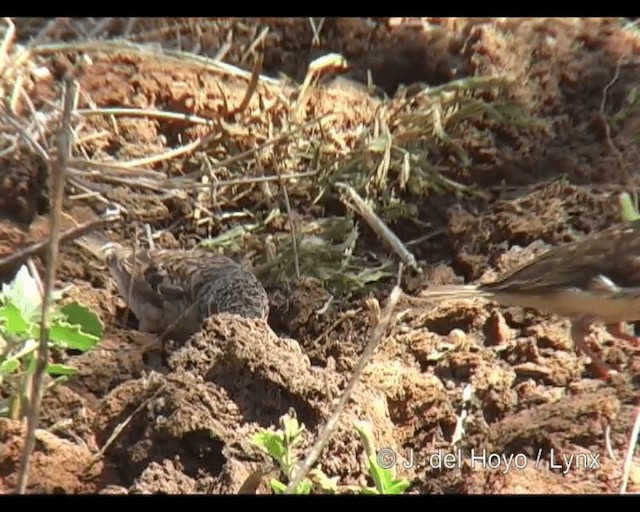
[353,420,411,495]
[251,411,411,495]
[0,264,102,419]
[618,192,640,222]
[251,411,339,494]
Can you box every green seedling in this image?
[251,411,338,494]
[618,192,640,222]
[0,265,102,419]
[251,411,411,494]
[353,420,411,495]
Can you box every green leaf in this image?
[368,454,393,493]
[270,478,312,494]
[295,479,313,494]
[365,454,410,494]
[46,363,78,376]
[1,265,41,320]
[0,302,30,336]
[270,479,286,494]
[353,421,410,494]
[281,414,304,448]
[251,431,286,463]
[0,357,20,373]
[619,192,640,222]
[386,480,411,494]
[60,302,103,338]
[309,468,339,493]
[353,420,376,458]
[282,414,301,438]
[48,323,100,351]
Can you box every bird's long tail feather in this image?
[418,284,488,302]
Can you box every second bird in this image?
[417,219,640,379]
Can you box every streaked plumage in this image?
[419,220,640,378]
[77,232,269,340]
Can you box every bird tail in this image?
[418,284,487,302]
[75,231,119,260]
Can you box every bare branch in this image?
[284,283,402,493]
[16,77,76,494]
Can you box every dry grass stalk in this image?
[16,76,76,494]
[284,282,403,493]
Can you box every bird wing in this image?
[482,219,640,295]
[114,248,203,309]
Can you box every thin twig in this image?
[76,106,216,126]
[619,401,640,494]
[67,169,172,194]
[100,134,215,169]
[276,167,300,279]
[0,17,16,75]
[30,18,62,45]
[241,26,269,63]
[284,282,403,493]
[9,294,77,416]
[31,40,283,86]
[122,18,139,38]
[123,225,140,329]
[604,421,617,461]
[144,223,155,250]
[68,159,167,179]
[336,182,421,273]
[0,212,121,275]
[0,111,50,164]
[131,302,201,356]
[93,383,165,460]
[311,308,360,347]
[25,258,44,298]
[172,114,332,184]
[599,56,626,182]
[17,79,47,143]
[66,180,110,202]
[88,17,116,38]
[213,30,232,62]
[230,53,263,117]
[172,170,317,190]
[600,56,623,118]
[16,77,76,494]
[308,18,326,46]
[404,229,444,247]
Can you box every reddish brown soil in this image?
[2,17,640,494]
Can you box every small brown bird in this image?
[77,232,269,340]
[418,220,640,379]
